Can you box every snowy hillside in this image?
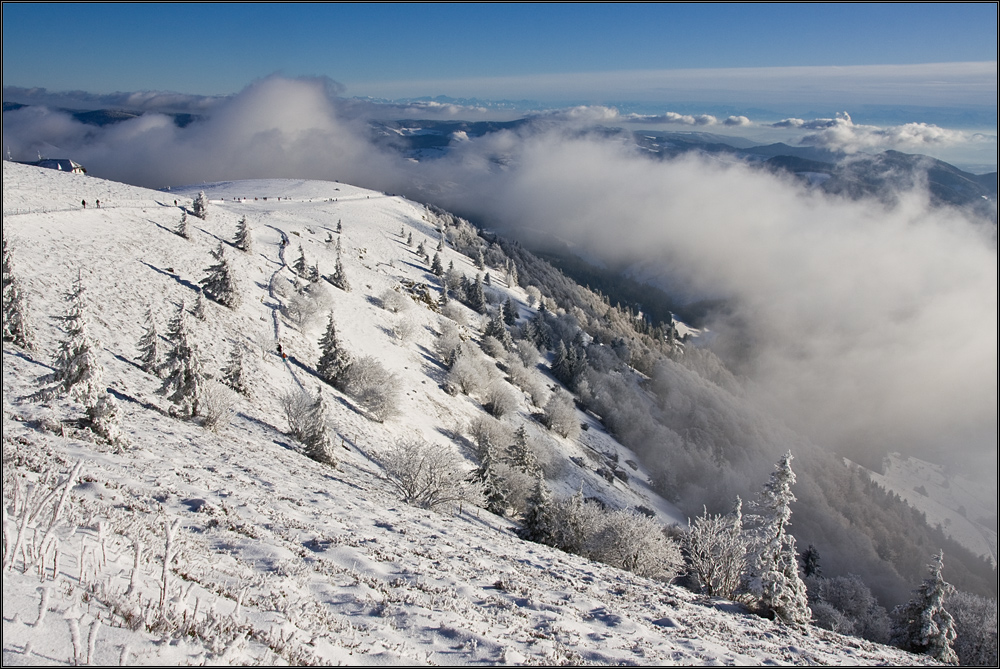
[3,160,931,665]
[865,453,997,566]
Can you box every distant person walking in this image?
[81,199,87,208]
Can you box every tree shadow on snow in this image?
[140,261,201,294]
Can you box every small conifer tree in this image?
[201,243,240,308]
[892,551,959,664]
[222,343,249,395]
[136,307,161,375]
[521,473,556,544]
[2,234,32,348]
[192,190,209,220]
[53,272,104,409]
[301,387,337,466]
[431,252,443,276]
[506,425,539,476]
[293,245,308,278]
[175,211,189,239]
[329,249,350,292]
[317,312,351,388]
[748,451,811,625]
[233,215,252,252]
[159,302,203,417]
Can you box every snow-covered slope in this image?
[865,453,997,565]
[3,160,927,665]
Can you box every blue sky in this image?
[2,2,996,105]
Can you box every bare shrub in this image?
[483,380,519,418]
[480,335,506,359]
[284,283,331,329]
[543,389,580,438]
[380,440,482,511]
[378,288,410,313]
[198,380,236,432]
[585,510,684,581]
[441,300,467,325]
[281,389,313,441]
[342,356,399,422]
[445,343,495,396]
[467,415,513,458]
[391,317,415,342]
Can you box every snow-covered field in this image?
[865,453,997,566]
[3,160,929,665]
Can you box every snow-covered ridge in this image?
[3,161,925,665]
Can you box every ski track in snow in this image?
[2,161,929,666]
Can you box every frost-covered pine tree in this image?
[521,473,556,545]
[222,342,249,396]
[748,451,811,624]
[506,425,539,476]
[200,243,240,308]
[892,551,959,664]
[467,274,486,313]
[502,297,517,325]
[301,387,337,466]
[175,210,189,239]
[233,215,253,252]
[159,301,202,417]
[192,190,209,220]
[317,312,351,388]
[406,231,413,247]
[87,392,125,446]
[193,289,208,320]
[430,252,443,276]
[2,234,32,348]
[473,442,509,516]
[53,272,104,409]
[293,245,308,278]
[329,249,350,292]
[136,307,161,375]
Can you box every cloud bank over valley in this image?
[3,76,996,477]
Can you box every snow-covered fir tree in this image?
[87,392,125,446]
[467,274,487,313]
[53,272,104,409]
[430,252,443,276]
[521,473,556,545]
[308,262,320,283]
[159,301,203,417]
[2,234,32,348]
[506,425,539,476]
[192,190,209,220]
[475,247,485,270]
[175,210,189,239]
[329,249,350,291]
[748,451,811,624]
[136,307,161,375]
[194,289,210,320]
[293,245,308,278]
[502,297,517,325]
[233,215,253,252]
[473,442,509,516]
[222,342,249,396]
[200,243,240,308]
[317,312,351,388]
[892,551,959,664]
[406,231,413,247]
[301,387,337,466]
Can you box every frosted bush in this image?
[378,288,410,313]
[380,439,482,511]
[342,355,399,422]
[482,380,519,418]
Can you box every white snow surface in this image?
[865,453,997,566]
[3,161,928,665]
